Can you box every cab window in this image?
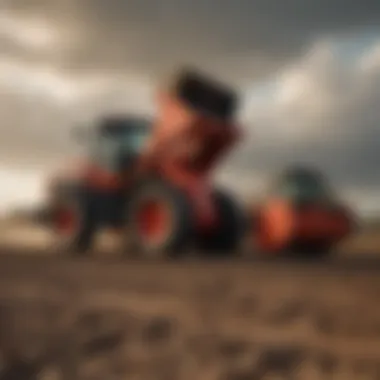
[274,173,332,202]
[91,117,151,170]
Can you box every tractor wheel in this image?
[126,179,194,259]
[291,242,334,259]
[197,189,247,256]
[51,195,97,256]
[309,243,334,258]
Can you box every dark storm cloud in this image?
[3,0,380,82]
[230,131,380,191]
[1,0,380,210]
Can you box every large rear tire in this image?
[197,189,247,256]
[125,179,195,259]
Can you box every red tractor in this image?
[45,69,246,258]
[251,166,356,257]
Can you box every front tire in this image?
[51,192,97,255]
[126,179,195,259]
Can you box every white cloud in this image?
[0,11,68,52]
[0,60,77,103]
[244,40,356,140]
[0,166,45,216]
[0,59,115,105]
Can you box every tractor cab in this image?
[271,167,335,207]
[82,115,152,174]
[254,166,353,255]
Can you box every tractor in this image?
[250,166,356,257]
[45,69,246,258]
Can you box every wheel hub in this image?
[136,199,171,245]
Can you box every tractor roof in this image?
[279,165,325,182]
[98,114,151,135]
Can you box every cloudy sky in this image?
[1,0,380,216]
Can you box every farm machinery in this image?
[250,166,356,257]
[44,69,246,257]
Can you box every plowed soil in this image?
[0,250,380,380]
